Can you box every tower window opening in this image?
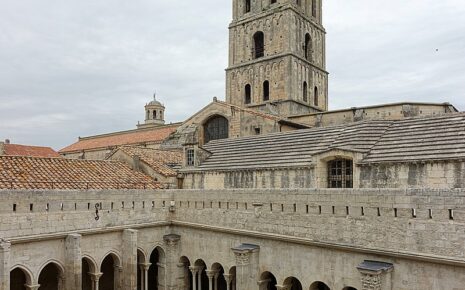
[153,110,157,119]
[186,149,195,166]
[253,31,265,59]
[204,115,229,143]
[312,0,317,17]
[263,80,270,101]
[304,33,312,61]
[245,84,252,104]
[314,86,319,107]
[328,158,353,188]
[303,81,308,103]
[245,0,251,13]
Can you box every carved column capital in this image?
[275,285,291,290]
[89,272,103,282]
[357,260,394,290]
[25,285,41,290]
[223,273,233,284]
[205,270,216,279]
[189,265,199,275]
[231,243,260,266]
[163,234,181,248]
[140,262,151,271]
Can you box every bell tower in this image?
[225,0,328,117]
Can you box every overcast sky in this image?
[1,0,464,150]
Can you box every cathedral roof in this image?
[107,146,182,177]
[189,113,465,171]
[0,156,160,190]
[1,143,60,158]
[60,124,179,153]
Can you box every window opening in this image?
[253,31,265,58]
[328,159,353,188]
[263,80,270,101]
[245,84,252,104]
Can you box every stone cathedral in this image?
[2,1,465,290]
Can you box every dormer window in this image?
[328,158,353,188]
[186,149,195,166]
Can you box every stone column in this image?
[141,263,151,290]
[89,273,103,290]
[213,271,219,290]
[206,270,215,290]
[189,266,199,290]
[197,266,204,290]
[115,265,123,290]
[177,262,189,290]
[275,285,291,290]
[223,274,232,290]
[24,285,40,290]
[163,234,181,290]
[231,244,260,290]
[122,229,138,290]
[357,260,394,290]
[0,239,11,290]
[65,234,82,290]
[257,279,271,290]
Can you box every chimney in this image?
[133,155,141,171]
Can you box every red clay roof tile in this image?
[3,144,60,158]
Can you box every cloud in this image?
[0,0,464,149]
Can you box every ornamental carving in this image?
[234,252,250,265]
[361,273,381,290]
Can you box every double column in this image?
[138,262,151,290]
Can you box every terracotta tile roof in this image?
[112,146,182,177]
[59,125,179,153]
[2,144,60,158]
[0,156,160,190]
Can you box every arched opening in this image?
[204,115,229,144]
[259,272,277,290]
[153,110,157,119]
[10,267,32,290]
[245,0,251,13]
[328,158,353,188]
[148,247,165,290]
[38,262,63,290]
[303,82,308,103]
[194,260,208,290]
[314,86,319,107]
[100,254,120,290]
[179,256,193,290]
[263,81,270,101]
[312,0,317,17]
[245,84,252,104]
[137,250,146,290]
[310,281,330,290]
[304,33,312,61]
[283,277,302,290]
[82,257,97,290]
[229,266,236,290]
[253,31,265,59]
[342,287,357,290]
[211,263,227,290]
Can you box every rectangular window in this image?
[328,159,353,188]
[186,149,195,166]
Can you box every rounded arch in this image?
[310,281,330,290]
[203,114,229,144]
[342,287,357,290]
[283,277,303,290]
[304,33,312,61]
[259,271,277,290]
[179,256,193,290]
[10,265,34,289]
[210,263,228,290]
[253,31,265,58]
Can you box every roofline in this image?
[0,155,123,163]
[288,102,459,118]
[59,140,165,154]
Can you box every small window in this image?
[303,81,308,102]
[186,149,195,166]
[153,110,157,119]
[304,33,312,61]
[255,127,261,135]
[253,31,265,59]
[328,158,353,188]
[245,0,251,13]
[312,0,317,17]
[314,86,319,107]
[263,80,270,101]
[245,84,252,104]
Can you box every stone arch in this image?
[10,266,34,290]
[253,31,265,59]
[194,259,208,290]
[204,114,229,144]
[229,266,236,290]
[146,246,166,290]
[342,287,357,290]
[137,249,147,290]
[100,252,122,290]
[179,256,193,290]
[310,281,330,290]
[259,271,277,290]
[210,263,228,290]
[81,255,98,290]
[283,277,303,290]
[37,260,65,290]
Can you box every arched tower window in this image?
[153,110,157,119]
[245,84,252,104]
[328,159,353,188]
[304,33,312,61]
[204,115,229,143]
[312,0,317,17]
[303,82,308,103]
[263,81,270,101]
[253,31,265,59]
[314,86,319,107]
[245,0,251,13]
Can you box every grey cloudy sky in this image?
[1,0,464,150]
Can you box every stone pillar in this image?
[163,234,181,290]
[189,266,199,290]
[231,244,260,290]
[357,260,394,290]
[0,239,11,290]
[213,271,219,290]
[115,265,123,290]
[65,234,82,290]
[90,273,103,290]
[206,270,215,290]
[197,266,204,290]
[122,229,138,290]
[177,262,190,290]
[141,263,151,290]
[223,274,232,290]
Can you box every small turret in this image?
[138,93,166,128]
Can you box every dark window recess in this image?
[255,128,261,135]
[204,115,229,143]
[245,0,251,13]
[186,149,195,166]
[328,159,353,188]
[263,80,270,101]
[245,84,252,104]
[303,82,308,102]
[253,31,265,58]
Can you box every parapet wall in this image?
[1,188,465,264]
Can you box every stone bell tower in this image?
[137,93,166,129]
[225,0,328,117]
